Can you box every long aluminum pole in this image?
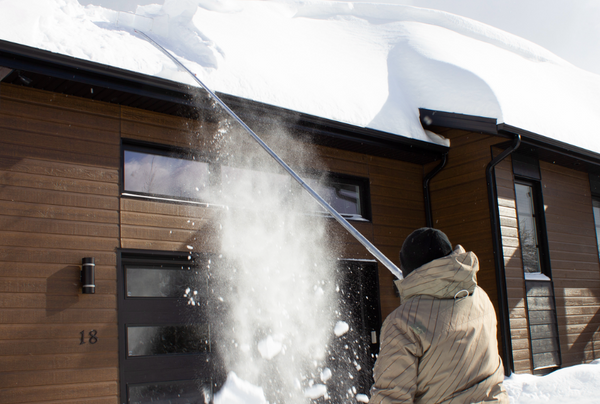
[136,30,403,280]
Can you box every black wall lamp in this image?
[81,257,96,294]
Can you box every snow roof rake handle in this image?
[136,30,403,280]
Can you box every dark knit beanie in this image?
[400,227,453,277]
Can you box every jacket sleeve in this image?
[369,316,420,404]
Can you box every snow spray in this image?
[207,117,342,403]
[133,30,383,402]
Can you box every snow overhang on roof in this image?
[0,39,447,165]
[1,0,599,157]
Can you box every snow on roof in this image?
[1,0,600,153]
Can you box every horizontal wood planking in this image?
[0,381,118,404]
[430,130,497,301]
[0,292,116,309]
[0,86,120,403]
[540,161,600,366]
[0,367,118,389]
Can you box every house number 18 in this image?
[80,330,98,345]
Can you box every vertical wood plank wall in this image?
[0,83,425,402]
[540,161,600,367]
[0,84,121,403]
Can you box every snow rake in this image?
[135,30,403,280]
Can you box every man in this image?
[369,228,508,403]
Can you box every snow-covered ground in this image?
[1,0,600,153]
[212,361,600,403]
[504,360,600,404]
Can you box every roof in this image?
[1,0,599,156]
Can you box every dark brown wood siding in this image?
[0,82,427,402]
[0,83,120,403]
[539,161,600,367]
[494,156,600,373]
[428,129,499,306]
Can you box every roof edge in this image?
[419,108,498,135]
[0,39,447,163]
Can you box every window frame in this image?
[121,139,372,221]
[117,249,223,403]
[513,176,561,373]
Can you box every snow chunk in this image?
[213,372,268,404]
[320,367,332,382]
[304,384,328,399]
[334,321,349,337]
[257,335,283,360]
[356,393,369,403]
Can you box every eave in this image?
[0,39,447,164]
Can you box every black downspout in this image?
[423,153,448,228]
[486,132,521,376]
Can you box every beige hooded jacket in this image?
[369,245,508,404]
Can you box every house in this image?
[420,109,600,375]
[0,39,448,403]
[1,1,600,403]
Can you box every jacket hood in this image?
[396,245,478,303]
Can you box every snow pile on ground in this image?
[505,360,600,404]
[1,0,600,153]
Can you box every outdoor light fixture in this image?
[17,71,32,85]
[81,257,96,294]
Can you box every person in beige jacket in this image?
[369,228,508,404]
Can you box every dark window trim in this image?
[513,178,561,372]
[117,249,222,403]
[120,139,373,221]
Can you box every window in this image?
[118,250,223,403]
[514,183,543,274]
[592,199,600,258]
[122,141,370,220]
[123,148,212,202]
[514,179,561,373]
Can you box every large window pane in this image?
[593,199,600,259]
[124,150,211,200]
[515,183,542,273]
[305,179,362,217]
[126,266,207,298]
[127,325,210,356]
[129,379,211,404]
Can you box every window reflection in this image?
[129,379,211,404]
[593,199,600,259]
[515,183,542,273]
[124,151,210,200]
[127,325,210,356]
[123,147,367,219]
[126,266,207,298]
[305,180,361,217]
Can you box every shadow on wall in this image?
[46,266,80,316]
[565,307,600,362]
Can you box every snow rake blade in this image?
[135,30,403,280]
